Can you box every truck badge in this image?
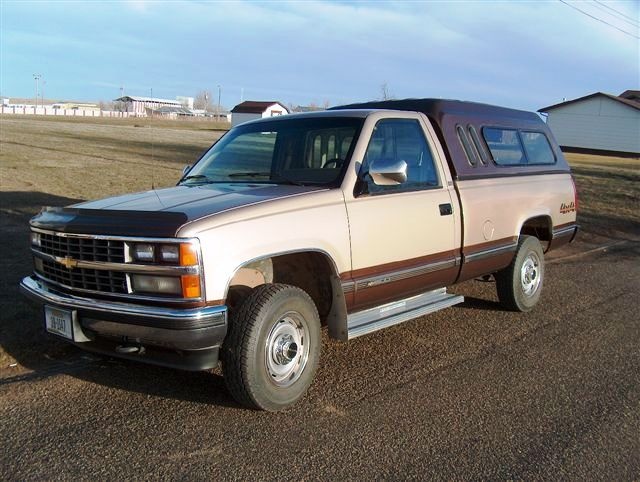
[59,257,79,269]
[560,201,576,214]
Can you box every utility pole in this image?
[217,85,221,121]
[42,80,46,107]
[33,73,41,108]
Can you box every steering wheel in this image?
[323,158,345,169]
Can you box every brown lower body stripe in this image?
[342,237,518,312]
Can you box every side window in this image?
[520,131,556,164]
[468,125,489,165]
[482,127,525,165]
[361,119,439,194]
[457,124,478,166]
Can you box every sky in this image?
[1,0,638,111]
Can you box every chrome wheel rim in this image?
[520,251,542,297]
[265,312,310,387]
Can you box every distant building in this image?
[52,102,99,111]
[291,105,325,113]
[176,96,194,110]
[155,105,196,118]
[113,96,182,116]
[230,100,289,127]
[539,90,640,155]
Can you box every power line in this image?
[558,0,640,39]
[590,1,639,28]
[593,0,640,25]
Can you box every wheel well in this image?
[227,252,339,326]
[520,216,552,249]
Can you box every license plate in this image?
[45,306,74,340]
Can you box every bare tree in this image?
[194,90,213,111]
[380,82,394,101]
[99,100,115,111]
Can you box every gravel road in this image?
[1,241,638,480]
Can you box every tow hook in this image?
[115,345,145,355]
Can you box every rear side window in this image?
[456,125,478,166]
[520,131,556,164]
[482,127,525,165]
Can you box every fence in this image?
[0,106,134,117]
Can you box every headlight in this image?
[131,275,182,295]
[130,242,198,265]
[30,232,42,247]
[130,274,202,298]
[132,243,155,262]
[159,245,179,263]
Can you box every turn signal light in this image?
[181,275,201,298]
[180,244,198,266]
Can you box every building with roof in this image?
[539,90,640,156]
[113,96,182,116]
[230,101,289,126]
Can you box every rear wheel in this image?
[221,284,321,411]
[496,235,545,312]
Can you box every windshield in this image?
[180,117,364,187]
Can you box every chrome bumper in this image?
[20,275,227,371]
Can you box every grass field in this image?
[564,152,639,238]
[0,115,638,368]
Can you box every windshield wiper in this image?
[227,172,304,186]
[180,174,214,184]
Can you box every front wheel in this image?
[495,235,545,312]
[221,284,321,411]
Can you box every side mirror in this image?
[182,165,191,176]
[369,159,407,185]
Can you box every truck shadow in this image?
[456,296,504,312]
[0,191,85,371]
[76,358,239,408]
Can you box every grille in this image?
[40,259,127,294]
[39,233,125,263]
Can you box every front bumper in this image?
[20,275,227,371]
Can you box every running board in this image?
[347,288,464,339]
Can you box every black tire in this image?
[495,235,545,312]
[221,283,321,411]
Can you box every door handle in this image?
[439,203,453,216]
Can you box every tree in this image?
[194,90,213,111]
[380,82,394,101]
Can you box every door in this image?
[345,117,458,312]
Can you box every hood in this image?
[30,183,325,237]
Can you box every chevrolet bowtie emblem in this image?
[59,256,79,269]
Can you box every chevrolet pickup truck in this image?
[20,98,578,410]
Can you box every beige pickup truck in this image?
[20,99,578,410]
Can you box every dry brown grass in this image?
[564,152,639,238]
[0,115,224,200]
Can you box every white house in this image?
[538,90,640,155]
[230,101,289,127]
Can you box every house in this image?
[538,91,640,156]
[230,101,289,127]
[113,96,182,116]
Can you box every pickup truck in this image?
[20,98,578,411]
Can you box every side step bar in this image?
[347,288,464,339]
